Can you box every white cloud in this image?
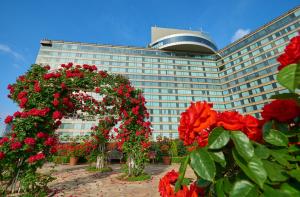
[231,28,250,42]
[0,44,24,60]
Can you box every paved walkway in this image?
[41,163,196,197]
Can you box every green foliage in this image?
[174,124,300,196]
[277,63,300,92]
[118,173,151,181]
[86,166,112,173]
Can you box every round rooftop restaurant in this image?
[149,27,217,54]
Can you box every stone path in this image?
[40,163,196,197]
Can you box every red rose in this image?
[243,115,262,142]
[53,93,60,99]
[217,111,244,131]
[37,132,47,138]
[0,137,9,145]
[28,152,45,163]
[0,152,5,160]
[95,87,101,93]
[13,111,21,117]
[4,115,13,124]
[44,137,56,146]
[165,170,179,184]
[11,141,22,150]
[277,35,300,70]
[61,82,66,89]
[34,81,41,92]
[52,111,62,120]
[261,99,300,123]
[24,138,36,146]
[52,99,59,107]
[20,97,28,108]
[178,101,217,146]
[17,91,27,99]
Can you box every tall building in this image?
[36,6,300,140]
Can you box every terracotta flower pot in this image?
[162,156,171,165]
[69,157,79,165]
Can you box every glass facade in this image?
[35,6,300,139]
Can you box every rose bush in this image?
[0,63,151,195]
[159,34,300,196]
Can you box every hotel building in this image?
[35,6,300,140]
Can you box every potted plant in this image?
[159,137,171,165]
[67,142,84,165]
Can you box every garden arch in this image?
[1,63,151,194]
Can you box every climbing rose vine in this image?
[0,63,151,195]
[159,33,300,196]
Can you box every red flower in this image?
[61,82,66,89]
[132,105,140,115]
[0,137,9,145]
[165,170,179,184]
[243,115,262,142]
[217,111,244,131]
[52,111,62,120]
[11,141,22,150]
[95,87,101,93]
[44,137,56,146]
[34,81,41,92]
[13,111,21,117]
[53,93,60,99]
[44,65,51,70]
[4,115,13,124]
[261,99,300,123]
[28,152,45,163]
[17,91,27,99]
[277,35,300,70]
[24,138,36,146]
[37,132,47,138]
[20,97,28,108]
[178,101,217,146]
[52,99,59,107]
[159,170,202,197]
[0,152,5,160]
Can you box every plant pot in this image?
[69,157,79,165]
[162,156,171,165]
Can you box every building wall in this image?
[35,6,300,140]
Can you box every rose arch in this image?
[0,63,152,194]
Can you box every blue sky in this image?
[0,0,299,132]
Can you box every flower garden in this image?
[0,33,299,196]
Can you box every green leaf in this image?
[223,177,233,194]
[190,148,216,181]
[175,155,190,192]
[208,127,230,149]
[232,149,267,189]
[270,92,300,100]
[231,131,254,162]
[230,180,257,197]
[263,185,291,197]
[209,151,226,168]
[263,129,288,147]
[254,144,270,159]
[277,63,300,92]
[288,169,300,182]
[280,183,300,196]
[215,178,225,197]
[263,121,273,134]
[262,160,288,182]
[270,150,289,167]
